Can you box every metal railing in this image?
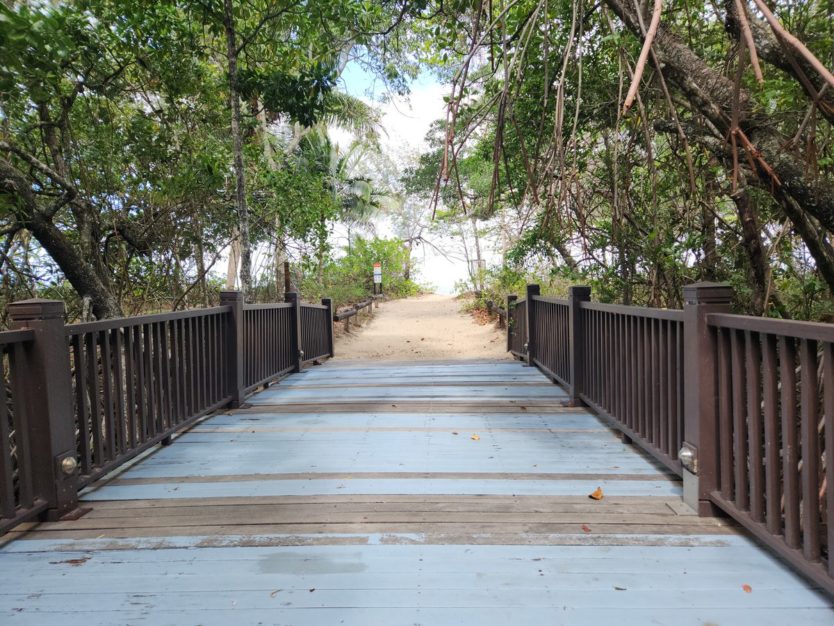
[0,329,48,533]
[509,281,834,595]
[578,302,685,474]
[507,297,527,357]
[531,296,570,386]
[66,307,233,487]
[334,295,380,332]
[242,303,294,393]
[301,302,333,364]
[0,289,334,534]
[706,313,834,595]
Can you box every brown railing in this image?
[301,302,333,364]
[0,329,48,533]
[0,289,334,535]
[66,307,233,487]
[706,313,834,594]
[509,281,834,595]
[578,303,684,474]
[530,296,570,385]
[334,295,379,332]
[242,304,294,393]
[507,297,527,357]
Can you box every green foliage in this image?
[300,236,420,308]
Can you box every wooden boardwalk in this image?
[2,359,833,624]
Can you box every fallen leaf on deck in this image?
[309,588,316,593]
[588,487,604,500]
[742,584,752,593]
[614,586,627,591]
[452,431,459,435]
[471,434,480,441]
[581,524,591,533]
[270,590,281,598]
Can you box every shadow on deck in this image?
[2,359,832,625]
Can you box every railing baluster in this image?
[731,329,749,511]
[824,341,834,577]
[746,330,764,522]
[124,326,136,452]
[112,328,126,457]
[780,335,801,549]
[799,338,820,561]
[718,328,733,500]
[73,335,92,473]
[0,354,16,518]
[762,333,780,534]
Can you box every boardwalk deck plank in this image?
[1,359,832,624]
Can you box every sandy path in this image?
[334,294,509,361]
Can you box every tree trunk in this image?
[731,188,770,315]
[470,215,484,291]
[223,0,252,298]
[0,157,122,318]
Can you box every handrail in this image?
[66,306,232,335]
[581,301,684,321]
[508,282,834,596]
[0,289,335,536]
[334,296,380,323]
[242,302,292,311]
[531,295,569,306]
[708,312,834,341]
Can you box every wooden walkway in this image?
[2,360,833,624]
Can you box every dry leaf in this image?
[452,431,459,435]
[742,584,752,593]
[588,487,604,500]
[471,434,480,441]
[581,524,591,533]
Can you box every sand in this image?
[333,294,509,361]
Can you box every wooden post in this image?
[219,290,245,407]
[682,282,733,516]
[8,299,79,520]
[283,261,292,295]
[322,297,335,358]
[285,291,303,372]
[568,286,591,406]
[506,294,517,352]
[525,284,540,366]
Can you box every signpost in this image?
[373,262,382,294]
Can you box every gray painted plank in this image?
[2,357,830,624]
[81,478,680,500]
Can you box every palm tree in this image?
[295,129,389,276]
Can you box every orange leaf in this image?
[581,524,591,533]
[588,487,604,500]
[742,584,752,593]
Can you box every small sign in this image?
[373,262,382,284]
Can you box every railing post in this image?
[568,285,591,406]
[506,294,517,352]
[322,297,335,358]
[285,291,303,372]
[525,284,540,366]
[220,290,245,408]
[682,282,734,516]
[8,299,78,520]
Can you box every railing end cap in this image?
[7,298,66,320]
[219,290,245,302]
[683,282,733,305]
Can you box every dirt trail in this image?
[334,294,509,361]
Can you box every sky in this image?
[332,63,483,295]
[229,61,493,295]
